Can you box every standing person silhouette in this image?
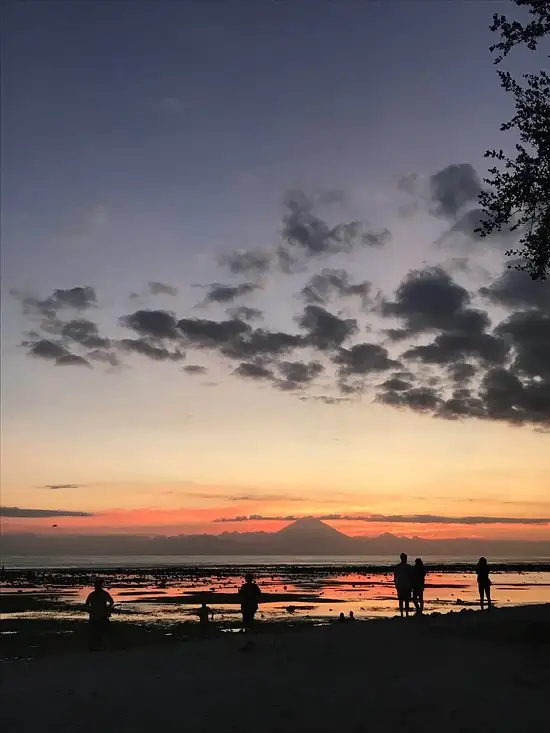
[412,558,426,615]
[476,557,492,610]
[196,601,214,635]
[393,553,414,618]
[238,573,261,632]
[85,579,114,650]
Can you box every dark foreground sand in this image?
[1,604,549,733]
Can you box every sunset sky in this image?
[2,1,549,542]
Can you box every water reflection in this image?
[2,570,549,630]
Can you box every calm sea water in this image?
[3,554,550,570]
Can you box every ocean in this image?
[3,553,550,570]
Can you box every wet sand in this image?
[2,564,550,661]
[1,604,549,733]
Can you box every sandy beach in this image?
[2,603,548,733]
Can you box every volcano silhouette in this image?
[271,517,353,552]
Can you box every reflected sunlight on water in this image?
[2,568,549,628]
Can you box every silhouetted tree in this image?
[477,0,549,280]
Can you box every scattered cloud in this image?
[13,174,550,430]
[182,364,207,375]
[227,306,264,322]
[300,269,372,308]
[429,163,482,219]
[24,339,92,368]
[214,513,550,525]
[234,361,274,381]
[278,190,390,271]
[120,309,180,340]
[41,484,88,490]
[118,338,185,361]
[218,249,272,277]
[296,305,358,351]
[1,506,94,518]
[61,319,110,349]
[202,282,260,305]
[148,281,178,296]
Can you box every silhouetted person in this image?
[412,558,426,615]
[85,579,114,650]
[338,612,346,623]
[197,601,214,634]
[238,573,261,632]
[348,611,355,622]
[394,553,414,618]
[476,557,492,610]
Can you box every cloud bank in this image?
[12,167,550,430]
[1,506,95,518]
[214,513,550,525]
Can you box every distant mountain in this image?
[2,519,550,558]
[272,518,353,552]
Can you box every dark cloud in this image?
[480,266,550,314]
[278,191,389,268]
[335,343,398,376]
[496,311,550,380]
[41,484,87,490]
[177,317,250,345]
[178,316,302,362]
[203,282,260,305]
[182,364,207,375]
[234,361,274,380]
[377,385,442,413]
[214,513,549,525]
[227,306,264,322]
[403,330,508,367]
[381,266,471,335]
[218,249,271,277]
[26,339,91,368]
[1,506,94,518]
[27,340,69,361]
[61,319,110,349]
[118,339,185,361]
[429,163,482,218]
[276,360,324,390]
[56,353,92,367]
[296,305,358,351]
[14,286,97,320]
[300,269,371,307]
[221,329,304,362]
[448,361,477,384]
[380,377,412,392]
[447,209,488,238]
[148,281,178,296]
[120,310,179,340]
[437,390,486,421]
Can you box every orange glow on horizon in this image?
[2,505,549,541]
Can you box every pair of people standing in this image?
[196,573,262,633]
[393,553,426,618]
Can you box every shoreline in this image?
[3,560,550,576]
[2,604,549,733]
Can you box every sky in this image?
[1,0,549,543]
